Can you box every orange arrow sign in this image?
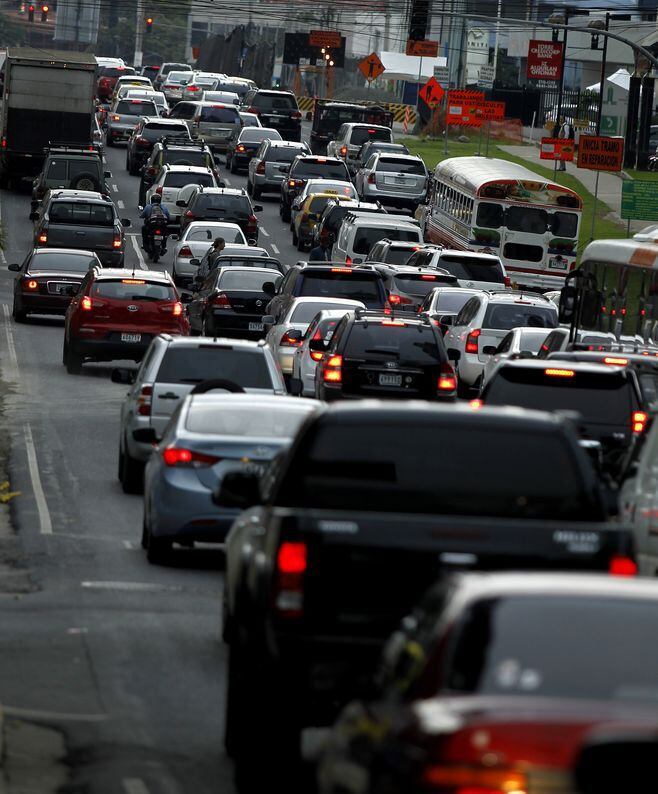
[359,52,385,82]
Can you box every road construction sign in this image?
[359,52,385,83]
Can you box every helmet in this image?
[151,193,162,204]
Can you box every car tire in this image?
[141,515,148,550]
[65,344,84,375]
[146,529,172,564]
[281,203,290,222]
[119,441,144,494]
[12,300,26,323]
[252,184,261,200]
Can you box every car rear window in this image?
[308,196,338,213]
[91,279,176,300]
[217,82,251,97]
[298,271,383,307]
[195,194,250,214]
[353,226,420,255]
[240,129,282,143]
[484,368,639,426]
[199,106,240,124]
[254,93,298,111]
[217,270,272,291]
[280,422,592,518]
[306,181,355,198]
[143,123,189,140]
[292,161,350,180]
[100,66,135,78]
[346,323,441,365]
[434,291,478,313]
[393,273,449,296]
[350,127,392,146]
[31,252,97,272]
[379,247,419,265]
[267,146,306,163]
[116,100,157,116]
[437,254,505,283]
[376,157,425,175]
[163,172,214,188]
[163,150,207,167]
[186,403,310,436]
[156,347,273,388]
[49,202,114,226]
[192,76,218,87]
[446,596,658,702]
[291,301,357,324]
[483,303,558,330]
[164,71,190,84]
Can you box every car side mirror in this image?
[447,348,461,362]
[132,427,159,444]
[262,314,275,326]
[438,314,454,326]
[190,258,200,267]
[262,282,276,297]
[213,470,261,508]
[104,170,112,178]
[29,211,39,221]
[482,345,497,356]
[111,367,135,384]
[8,263,21,272]
[175,200,187,207]
[254,205,263,212]
[286,329,303,342]
[121,218,131,227]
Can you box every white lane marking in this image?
[130,235,148,270]
[224,177,231,186]
[0,195,5,264]
[118,199,125,209]
[81,581,181,593]
[3,705,108,722]
[260,228,269,237]
[271,244,280,254]
[24,423,53,535]
[122,540,136,550]
[112,184,118,192]
[2,304,19,381]
[123,780,150,794]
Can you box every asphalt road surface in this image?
[0,142,302,793]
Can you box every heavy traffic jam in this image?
[2,44,658,793]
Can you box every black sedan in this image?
[225,127,282,174]
[9,248,101,322]
[188,266,274,338]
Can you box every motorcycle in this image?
[144,218,168,264]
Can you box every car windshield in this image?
[91,279,176,301]
[143,123,189,140]
[353,227,420,255]
[292,162,349,180]
[483,303,558,330]
[163,172,214,188]
[195,195,250,214]
[30,252,97,272]
[240,129,282,143]
[346,323,441,364]
[156,347,273,388]
[217,271,272,291]
[200,107,240,123]
[116,100,157,116]
[350,127,392,146]
[298,272,383,307]
[484,368,638,427]
[49,202,114,226]
[308,196,338,213]
[445,596,658,703]
[291,301,356,324]
[376,158,425,175]
[279,423,592,518]
[434,291,478,313]
[254,94,297,111]
[186,403,310,436]
[437,255,505,283]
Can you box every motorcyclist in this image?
[140,194,170,251]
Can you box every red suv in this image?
[63,268,189,374]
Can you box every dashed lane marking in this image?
[81,581,182,593]
[24,423,53,535]
[118,199,125,209]
[2,304,19,381]
[130,235,148,270]
[271,243,280,254]
[0,195,6,264]
[260,228,269,237]
[112,184,118,192]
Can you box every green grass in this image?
[624,169,658,182]
[399,135,628,256]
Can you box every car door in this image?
[444,297,480,355]
[265,268,295,320]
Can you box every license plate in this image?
[249,322,264,332]
[153,234,163,241]
[548,257,568,270]
[379,373,402,386]
[121,333,141,343]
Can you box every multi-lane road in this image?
[0,142,302,792]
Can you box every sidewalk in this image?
[498,144,647,234]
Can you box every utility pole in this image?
[590,13,609,241]
[134,0,145,69]
[492,0,502,83]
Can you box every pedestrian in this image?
[195,237,226,285]
[308,234,333,263]
[556,116,574,171]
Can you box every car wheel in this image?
[281,204,290,222]
[119,441,144,494]
[12,299,26,323]
[65,345,84,375]
[146,528,172,564]
[141,515,148,549]
[252,185,261,200]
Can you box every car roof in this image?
[186,393,319,411]
[93,268,173,283]
[141,117,185,125]
[431,248,501,263]
[289,296,365,306]
[158,335,268,349]
[373,152,422,160]
[296,155,344,163]
[431,286,483,296]
[268,141,307,148]
[161,164,212,173]
[191,187,246,196]
[49,190,108,202]
[484,291,554,305]
[346,123,390,130]
[349,216,418,227]
[216,266,277,277]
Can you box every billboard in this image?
[54,0,101,44]
[526,40,563,81]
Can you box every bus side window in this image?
[477,202,503,229]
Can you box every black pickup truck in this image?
[217,401,634,786]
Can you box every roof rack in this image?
[44,141,97,154]
[160,136,207,149]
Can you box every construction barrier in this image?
[295,96,417,125]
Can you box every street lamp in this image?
[547,10,568,156]
[587,16,609,136]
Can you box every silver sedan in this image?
[170,221,247,287]
[142,393,320,562]
[354,153,428,211]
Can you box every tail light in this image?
[367,173,376,184]
[155,186,163,195]
[345,255,352,266]
[178,245,193,258]
[171,302,183,316]
[291,111,302,120]
[422,764,527,792]
[137,385,152,416]
[136,136,149,146]
[246,214,257,234]
[1,137,6,149]
[609,555,638,577]
[280,330,302,347]
[339,145,348,157]
[23,278,39,291]
[310,350,324,362]
[504,275,511,287]
[322,354,342,383]
[274,541,307,618]
[212,292,231,308]
[465,328,481,354]
[38,231,48,244]
[604,357,628,366]
[236,144,246,152]
[470,398,483,410]
[185,85,201,92]
[256,161,265,174]
[113,115,120,122]
[113,234,122,249]
[162,446,219,467]
[437,362,457,393]
[184,210,194,219]
[544,368,575,378]
[388,292,412,306]
[80,295,93,311]
[632,411,648,434]
[247,106,260,115]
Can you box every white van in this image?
[405,247,510,290]
[331,213,423,265]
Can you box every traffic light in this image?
[145,16,153,33]
[40,4,48,22]
[28,4,34,22]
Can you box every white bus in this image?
[424,157,583,291]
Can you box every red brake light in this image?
[367,128,376,133]
[421,274,436,280]
[162,446,219,467]
[422,766,527,792]
[331,267,352,273]
[185,210,194,219]
[310,351,324,362]
[246,214,257,231]
[24,279,38,290]
[280,330,302,347]
[186,85,201,92]
[437,362,457,393]
[81,295,92,310]
[213,292,231,308]
[367,173,376,184]
[291,111,302,120]
[137,384,152,416]
[387,292,412,305]
[504,275,511,287]
[275,541,307,618]
[603,357,628,366]
[323,354,342,383]
[256,161,265,174]
[277,542,307,574]
[339,145,347,157]
[113,234,122,249]
[38,232,48,244]
[172,301,183,317]
[179,245,193,258]
[465,328,481,354]
[155,186,163,195]
[609,555,638,577]
[632,411,648,434]
[544,368,575,378]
